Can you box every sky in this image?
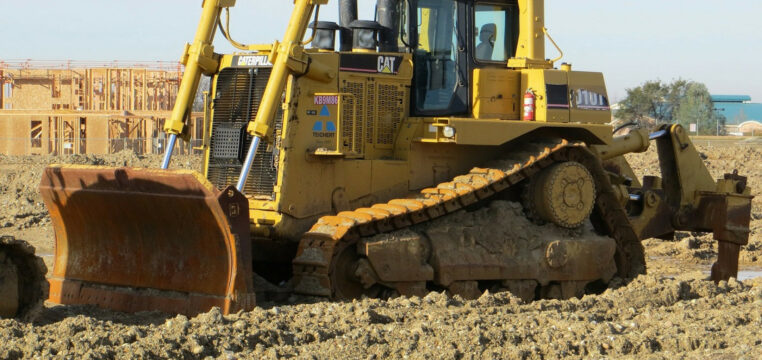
[2,0,762,102]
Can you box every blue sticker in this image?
[312,121,323,132]
[325,121,336,132]
[320,105,330,117]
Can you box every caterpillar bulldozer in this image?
[2,0,750,317]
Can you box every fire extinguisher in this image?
[523,89,535,121]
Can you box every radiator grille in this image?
[343,81,364,153]
[207,67,282,199]
[377,83,404,145]
[341,80,406,152]
[365,83,376,144]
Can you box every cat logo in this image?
[235,55,271,67]
[339,54,401,74]
[377,56,397,74]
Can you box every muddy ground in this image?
[2,142,762,359]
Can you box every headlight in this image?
[442,126,456,138]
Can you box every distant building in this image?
[0,60,203,155]
[711,95,762,135]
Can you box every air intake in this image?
[207,67,282,200]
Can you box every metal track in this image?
[292,140,645,299]
[0,236,48,321]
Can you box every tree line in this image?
[615,80,726,135]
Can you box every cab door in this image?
[411,0,469,116]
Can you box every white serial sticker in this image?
[314,95,339,105]
[575,89,610,110]
[237,55,271,67]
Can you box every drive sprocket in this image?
[526,161,596,228]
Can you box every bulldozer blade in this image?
[39,165,256,316]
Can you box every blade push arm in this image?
[246,0,322,139]
[236,0,327,191]
[162,0,235,169]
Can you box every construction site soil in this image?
[2,143,762,359]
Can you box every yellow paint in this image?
[197,0,618,241]
[472,68,521,120]
[165,0,229,137]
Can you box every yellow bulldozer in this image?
[1,0,752,318]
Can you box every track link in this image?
[292,140,645,299]
[0,236,48,321]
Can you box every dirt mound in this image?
[0,151,200,230]
[627,144,762,267]
[626,144,762,206]
[1,275,760,358]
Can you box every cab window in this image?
[413,0,459,112]
[473,3,518,62]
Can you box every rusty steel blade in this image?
[39,165,256,315]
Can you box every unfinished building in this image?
[0,60,203,156]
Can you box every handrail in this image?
[543,27,564,64]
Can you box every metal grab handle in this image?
[160,134,177,169]
[236,136,261,192]
[543,27,564,64]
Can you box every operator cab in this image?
[408,0,519,116]
[325,0,521,117]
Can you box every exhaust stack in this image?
[339,0,357,51]
[377,0,400,52]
